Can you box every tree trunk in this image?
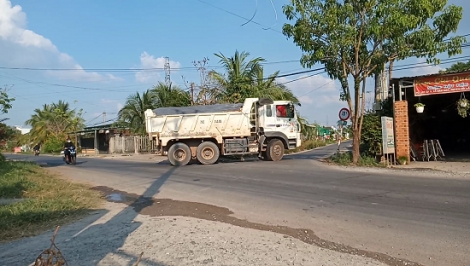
[351,77,362,164]
[352,128,361,163]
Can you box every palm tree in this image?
[25,100,84,144]
[210,50,299,103]
[116,90,156,134]
[117,83,191,134]
[251,67,299,103]
[209,50,265,103]
[151,82,191,107]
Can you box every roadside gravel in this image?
[0,202,385,266]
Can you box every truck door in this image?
[262,104,278,131]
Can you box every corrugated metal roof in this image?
[392,69,470,81]
[152,103,244,116]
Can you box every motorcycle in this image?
[63,146,77,165]
[34,149,40,156]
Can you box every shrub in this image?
[329,151,383,167]
[42,136,64,153]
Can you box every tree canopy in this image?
[25,100,84,147]
[282,0,465,163]
[441,60,470,73]
[209,50,299,104]
[0,88,15,119]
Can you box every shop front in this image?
[392,70,470,163]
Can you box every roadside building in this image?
[391,70,470,162]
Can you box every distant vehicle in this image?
[144,98,302,166]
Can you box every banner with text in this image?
[414,71,470,96]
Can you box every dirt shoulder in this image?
[0,201,386,266]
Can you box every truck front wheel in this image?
[196,141,220,165]
[266,139,285,162]
[168,142,191,166]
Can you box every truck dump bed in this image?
[144,101,254,144]
[151,103,243,115]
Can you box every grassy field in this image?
[0,158,103,242]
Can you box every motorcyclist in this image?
[63,138,75,159]
[33,143,40,155]
[33,143,40,151]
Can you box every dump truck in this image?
[144,98,302,166]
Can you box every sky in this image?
[1,0,469,129]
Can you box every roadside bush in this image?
[328,151,383,167]
[0,152,5,162]
[360,113,382,156]
[42,136,64,153]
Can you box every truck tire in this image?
[168,142,191,166]
[196,141,220,165]
[266,139,284,162]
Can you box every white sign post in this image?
[381,116,395,165]
[337,108,350,153]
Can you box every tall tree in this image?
[282,0,465,163]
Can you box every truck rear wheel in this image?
[266,139,284,161]
[196,141,220,165]
[168,142,191,166]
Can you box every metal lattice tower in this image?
[164,57,171,85]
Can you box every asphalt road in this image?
[5,143,470,266]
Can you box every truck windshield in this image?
[275,104,295,118]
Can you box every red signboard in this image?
[414,71,470,96]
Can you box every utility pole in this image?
[164,57,171,86]
[374,63,387,111]
[382,65,389,100]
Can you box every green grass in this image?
[327,151,385,167]
[0,159,103,242]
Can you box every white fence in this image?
[108,136,156,154]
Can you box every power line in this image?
[0,59,302,72]
[196,0,284,35]
[85,113,102,125]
